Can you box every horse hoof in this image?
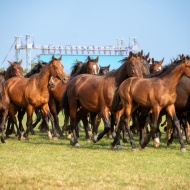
[70,138,75,145]
[112,132,116,138]
[110,144,115,150]
[131,148,136,152]
[74,143,81,147]
[86,138,91,143]
[47,131,52,140]
[53,136,58,141]
[153,137,160,148]
[180,148,186,153]
[67,134,72,139]
[123,139,128,143]
[91,135,98,143]
[116,145,123,150]
[167,141,172,147]
[1,137,5,143]
[139,146,143,151]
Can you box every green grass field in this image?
[1,114,190,190]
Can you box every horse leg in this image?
[18,108,26,133]
[90,112,99,141]
[165,105,186,152]
[140,107,161,149]
[68,100,80,147]
[111,103,136,151]
[1,110,9,143]
[8,104,22,140]
[32,109,42,129]
[24,105,34,140]
[180,113,190,144]
[49,97,62,137]
[41,104,58,140]
[94,110,110,142]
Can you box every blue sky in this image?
[0,0,190,69]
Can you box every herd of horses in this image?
[0,51,190,153]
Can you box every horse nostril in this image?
[62,77,68,84]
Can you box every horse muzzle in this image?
[61,77,68,84]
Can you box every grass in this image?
[1,114,190,190]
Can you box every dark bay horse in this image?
[111,55,190,152]
[61,51,144,147]
[99,65,110,75]
[4,55,67,140]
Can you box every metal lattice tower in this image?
[15,35,140,70]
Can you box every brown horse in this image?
[6,61,47,136]
[99,65,110,75]
[0,75,10,143]
[38,56,99,136]
[61,51,144,147]
[111,55,190,152]
[4,55,67,140]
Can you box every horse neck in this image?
[161,64,185,90]
[36,65,51,88]
[108,63,130,87]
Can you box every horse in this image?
[70,60,83,76]
[150,58,164,73]
[6,61,47,137]
[39,56,99,136]
[111,55,190,152]
[4,55,67,141]
[99,65,110,75]
[0,75,10,143]
[164,75,190,144]
[0,60,24,138]
[61,51,145,147]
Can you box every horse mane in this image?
[0,70,6,76]
[70,61,83,76]
[146,55,190,78]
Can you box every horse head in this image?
[150,58,164,73]
[86,56,99,74]
[50,55,68,83]
[6,60,23,80]
[99,65,110,75]
[125,51,144,78]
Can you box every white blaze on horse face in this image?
[158,66,162,70]
[93,65,98,74]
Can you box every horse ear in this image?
[160,58,164,65]
[95,56,99,63]
[145,52,150,59]
[147,58,150,63]
[8,61,13,65]
[152,58,155,64]
[108,64,110,69]
[59,55,62,61]
[87,56,91,61]
[52,55,55,60]
[140,50,143,57]
[18,60,22,65]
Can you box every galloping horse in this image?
[111,55,190,152]
[4,55,67,140]
[61,51,144,147]
[6,61,47,136]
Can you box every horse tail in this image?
[110,89,123,112]
[60,90,70,118]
